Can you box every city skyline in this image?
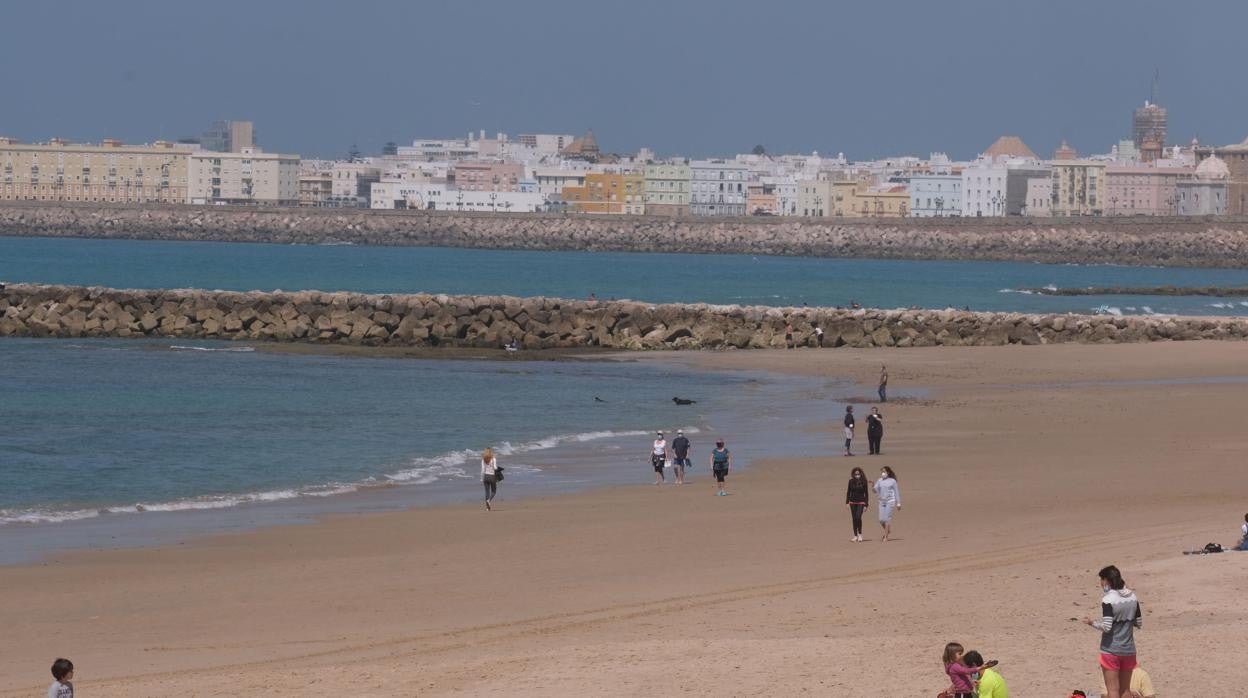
[1,0,1246,160]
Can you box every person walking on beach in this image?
[671,429,691,485]
[709,439,731,496]
[867,406,884,455]
[650,431,669,485]
[846,467,869,542]
[843,405,855,456]
[1085,564,1143,698]
[872,466,900,541]
[878,365,889,402]
[481,447,501,511]
[48,658,74,698]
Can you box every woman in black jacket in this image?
[867,407,884,455]
[846,467,869,542]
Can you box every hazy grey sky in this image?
[1,0,1244,160]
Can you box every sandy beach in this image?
[3,341,1247,696]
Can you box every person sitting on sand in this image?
[942,642,995,698]
[1238,513,1248,551]
[1097,664,1156,698]
[962,650,1007,698]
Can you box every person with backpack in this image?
[709,440,731,496]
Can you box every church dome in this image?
[1195,154,1229,180]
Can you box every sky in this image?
[1,0,1245,161]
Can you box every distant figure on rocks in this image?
[481,447,501,511]
[843,405,855,456]
[867,406,884,455]
[710,439,731,496]
[673,397,697,405]
[650,431,669,485]
[878,365,888,402]
[505,338,519,352]
[815,325,825,347]
[785,322,795,349]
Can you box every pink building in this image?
[450,162,524,192]
[1104,165,1191,216]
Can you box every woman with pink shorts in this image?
[1084,565,1142,698]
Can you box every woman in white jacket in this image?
[872,466,901,542]
[481,447,500,511]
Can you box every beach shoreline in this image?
[3,342,1247,696]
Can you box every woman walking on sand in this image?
[867,406,884,455]
[872,466,900,541]
[481,447,501,511]
[846,467,869,542]
[1085,565,1142,698]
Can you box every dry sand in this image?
[2,341,1246,696]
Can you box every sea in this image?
[4,236,1248,316]
[1,235,1243,561]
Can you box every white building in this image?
[1176,154,1229,216]
[370,180,545,212]
[516,134,575,156]
[690,159,748,216]
[1024,177,1052,217]
[531,167,589,198]
[330,161,381,207]
[960,161,1008,217]
[762,176,799,216]
[188,147,299,206]
[909,174,962,217]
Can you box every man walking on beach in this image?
[650,431,669,485]
[843,406,855,456]
[671,429,691,485]
[878,365,888,403]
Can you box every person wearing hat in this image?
[709,439,731,496]
[650,431,669,485]
[670,429,691,485]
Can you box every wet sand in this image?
[2,342,1246,696]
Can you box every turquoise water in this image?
[0,338,830,532]
[4,236,1248,316]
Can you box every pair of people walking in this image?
[843,406,884,456]
[650,430,692,485]
[845,465,901,542]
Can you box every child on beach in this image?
[941,642,996,698]
[1085,564,1142,698]
[48,658,74,698]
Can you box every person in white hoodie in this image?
[480,447,500,511]
[1084,564,1143,698]
[872,466,901,542]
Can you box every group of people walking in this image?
[650,430,733,495]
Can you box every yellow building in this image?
[561,172,645,214]
[0,136,191,203]
[1050,160,1105,216]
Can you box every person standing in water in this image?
[867,406,884,455]
[1085,564,1143,698]
[843,405,855,456]
[878,365,889,402]
[481,447,500,511]
[671,429,691,485]
[846,467,869,542]
[650,431,669,485]
[872,466,901,541]
[709,439,731,496]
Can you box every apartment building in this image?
[689,159,748,216]
[1050,160,1106,216]
[188,147,299,206]
[643,162,690,216]
[561,172,646,214]
[451,162,525,192]
[0,137,191,203]
[1104,165,1188,216]
[909,174,961,217]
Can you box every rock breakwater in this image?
[4,284,1247,350]
[4,202,1248,267]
